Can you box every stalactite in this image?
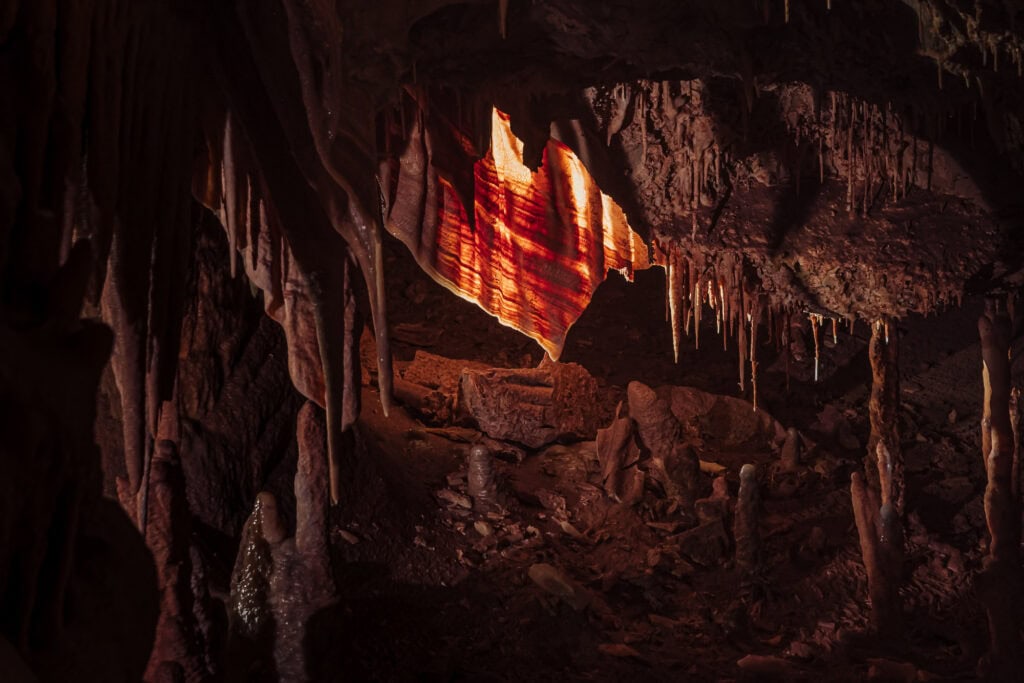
[1012,388,1021,500]
[810,313,822,382]
[737,286,747,393]
[750,295,760,411]
[103,265,146,497]
[664,267,671,324]
[221,114,239,279]
[667,246,688,363]
[639,89,648,164]
[693,264,703,351]
[720,281,728,351]
[498,0,509,38]
[311,271,348,506]
[606,84,630,145]
[783,311,792,392]
[273,0,395,419]
[341,255,361,431]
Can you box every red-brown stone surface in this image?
[460,360,607,448]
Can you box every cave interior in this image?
[3,0,1024,681]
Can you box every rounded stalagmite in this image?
[467,444,497,512]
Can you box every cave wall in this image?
[1,0,1024,679]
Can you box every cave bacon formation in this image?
[383,102,653,361]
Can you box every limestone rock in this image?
[460,361,604,448]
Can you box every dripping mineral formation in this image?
[2,1,1024,681]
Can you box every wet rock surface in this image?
[3,1,1024,681]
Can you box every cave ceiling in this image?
[351,0,1024,326]
[3,0,1024,518]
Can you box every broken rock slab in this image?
[667,386,786,450]
[395,351,490,423]
[596,413,644,504]
[460,360,605,449]
[403,350,489,399]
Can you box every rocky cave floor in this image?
[231,239,1016,682]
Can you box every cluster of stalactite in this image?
[0,0,200,677]
[657,239,860,410]
[583,72,1001,344]
[589,79,729,235]
[790,90,927,213]
[660,241,765,406]
[0,0,386,677]
[606,77,947,222]
[772,0,1024,88]
[909,0,1024,88]
[192,0,406,506]
[0,0,200,526]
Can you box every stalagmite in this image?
[876,441,904,567]
[976,302,1022,677]
[227,492,284,679]
[850,471,900,633]
[144,439,206,682]
[734,464,760,573]
[467,444,498,511]
[295,401,333,588]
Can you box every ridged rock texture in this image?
[383,100,652,360]
[3,0,1024,680]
